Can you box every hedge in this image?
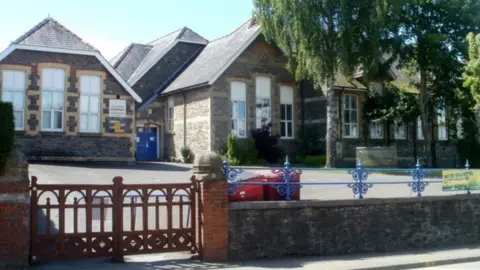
[0,101,15,171]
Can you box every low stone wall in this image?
[229,195,480,260]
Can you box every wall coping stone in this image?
[229,194,480,210]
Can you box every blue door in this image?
[136,127,158,161]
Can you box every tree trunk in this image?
[419,68,433,168]
[325,82,338,168]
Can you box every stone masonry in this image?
[0,50,136,161]
[229,195,480,260]
[210,36,300,155]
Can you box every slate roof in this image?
[12,18,98,52]
[163,19,261,94]
[112,43,153,81]
[111,27,208,86]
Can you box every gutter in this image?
[136,45,205,110]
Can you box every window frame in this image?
[79,75,101,133]
[1,70,26,131]
[394,121,407,140]
[41,68,66,132]
[437,105,448,141]
[370,120,383,139]
[255,76,272,129]
[230,81,247,138]
[280,85,294,139]
[167,96,174,132]
[343,94,358,138]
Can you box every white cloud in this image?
[82,35,129,60]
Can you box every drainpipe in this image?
[183,92,187,148]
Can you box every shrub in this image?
[294,155,326,167]
[180,146,193,163]
[227,134,243,165]
[251,122,281,164]
[295,126,324,156]
[0,102,15,172]
[245,138,258,165]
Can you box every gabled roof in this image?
[0,18,142,102]
[162,19,261,94]
[12,18,98,52]
[112,43,153,81]
[117,27,208,86]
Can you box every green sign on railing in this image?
[442,170,480,191]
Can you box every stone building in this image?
[0,18,142,162]
[111,18,459,167]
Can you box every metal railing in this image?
[225,157,472,200]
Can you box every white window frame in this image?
[255,76,271,129]
[231,81,247,138]
[417,117,424,140]
[280,85,294,139]
[79,75,101,133]
[41,68,65,132]
[343,94,358,138]
[1,70,26,131]
[370,120,383,139]
[394,121,406,140]
[167,96,174,132]
[437,105,447,141]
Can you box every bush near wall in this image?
[0,101,15,173]
[291,155,326,167]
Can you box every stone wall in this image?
[162,87,211,160]
[229,195,480,260]
[0,50,136,161]
[210,35,299,155]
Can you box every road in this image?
[413,262,480,269]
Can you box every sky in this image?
[0,0,254,60]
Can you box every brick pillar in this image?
[193,152,229,262]
[0,150,30,268]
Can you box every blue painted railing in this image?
[224,157,472,200]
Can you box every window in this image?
[343,94,358,138]
[231,81,247,138]
[438,105,447,140]
[370,121,383,139]
[1,70,26,130]
[417,117,424,140]
[280,85,294,138]
[167,96,174,132]
[79,75,101,133]
[255,76,271,128]
[394,121,406,139]
[41,68,65,131]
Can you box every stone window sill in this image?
[78,132,102,137]
[40,131,66,136]
[15,130,26,135]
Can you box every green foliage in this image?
[251,122,282,164]
[464,33,480,109]
[226,135,240,164]
[292,155,327,168]
[180,146,193,163]
[0,102,15,172]
[245,138,258,165]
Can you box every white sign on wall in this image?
[109,99,127,118]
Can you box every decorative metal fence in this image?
[225,157,472,201]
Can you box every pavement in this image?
[32,245,480,270]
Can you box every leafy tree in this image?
[465,33,480,109]
[390,0,480,167]
[0,101,15,174]
[253,0,395,167]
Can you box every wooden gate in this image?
[30,176,198,263]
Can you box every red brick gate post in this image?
[193,152,229,262]
[0,150,30,269]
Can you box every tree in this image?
[465,33,480,109]
[253,0,396,167]
[391,0,480,167]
